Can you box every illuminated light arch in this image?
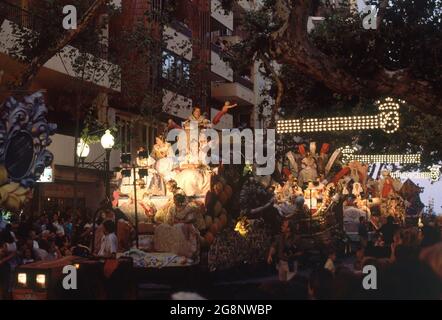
[390,165,441,183]
[340,146,421,165]
[277,97,404,134]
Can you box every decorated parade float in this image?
[0,92,56,212]
[0,93,434,278]
[111,99,434,273]
[113,105,235,270]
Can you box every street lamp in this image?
[76,138,90,159]
[100,129,115,203]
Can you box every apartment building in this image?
[0,0,264,212]
[0,0,122,213]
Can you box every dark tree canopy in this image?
[222,0,442,167]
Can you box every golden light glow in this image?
[234,220,249,237]
[277,97,402,134]
[36,274,46,288]
[17,273,27,286]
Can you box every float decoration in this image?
[390,165,441,183]
[277,97,403,134]
[340,146,421,165]
[0,92,56,211]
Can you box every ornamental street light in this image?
[76,129,115,202]
[101,129,115,202]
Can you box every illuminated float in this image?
[115,104,236,268]
[0,92,56,212]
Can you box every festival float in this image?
[114,105,235,271]
[0,92,56,212]
[112,98,435,274]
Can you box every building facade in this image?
[0,0,266,214]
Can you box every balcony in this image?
[211,81,254,106]
[307,16,325,33]
[236,0,257,11]
[210,43,233,82]
[211,0,233,30]
[164,21,193,61]
[0,1,121,91]
[162,89,193,120]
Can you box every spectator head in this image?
[332,267,361,299]
[308,268,333,300]
[420,242,442,281]
[102,220,116,235]
[24,248,33,260]
[104,210,115,222]
[281,219,293,234]
[327,247,337,261]
[359,216,365,223]
[387,215,394,224]
[40,215,49,225]
[355,247,365,260]
[41,230,51,240]
[28,230,37,240]
[384,260,441,299]
[25,239,34,249]
[0,224,14,244]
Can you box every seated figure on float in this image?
[378,169,405,221]
[165,102,237,197]
[298,152,318,186]
[280,175,302,201]
[304,180,320,214]
[150,136,176,182]
[136,146,166,196]
[155,193,205,231]
[153,193,202,259]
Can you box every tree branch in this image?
[259,52,283,127]
[376,0,389,30]
[15,0,109,90]
[266,0,442,115]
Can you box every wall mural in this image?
[0,92,57,211]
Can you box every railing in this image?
[0,0,46,31]
[234,74,253,91]
[170,19,192,38]
[211,42,234,57]
[0,0,109,61]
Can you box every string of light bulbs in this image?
[390,165,441,183]
[277,97,404,134]
[340,146,421,165]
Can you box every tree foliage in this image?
[223,0,442,167]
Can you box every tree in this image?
[221,0,442,167]
[1,0,199,135]
[223,0,441,116]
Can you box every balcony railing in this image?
[234,74,253,91]
[170,19,192,38]
[211,42,234,58]
[0,0,46,31]
[0,0,110,60]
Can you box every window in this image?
[162,50,190,84]
[140,124,159,152]
[116,117,131,154]
[162,51,175,79]
[183,63,190,81]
